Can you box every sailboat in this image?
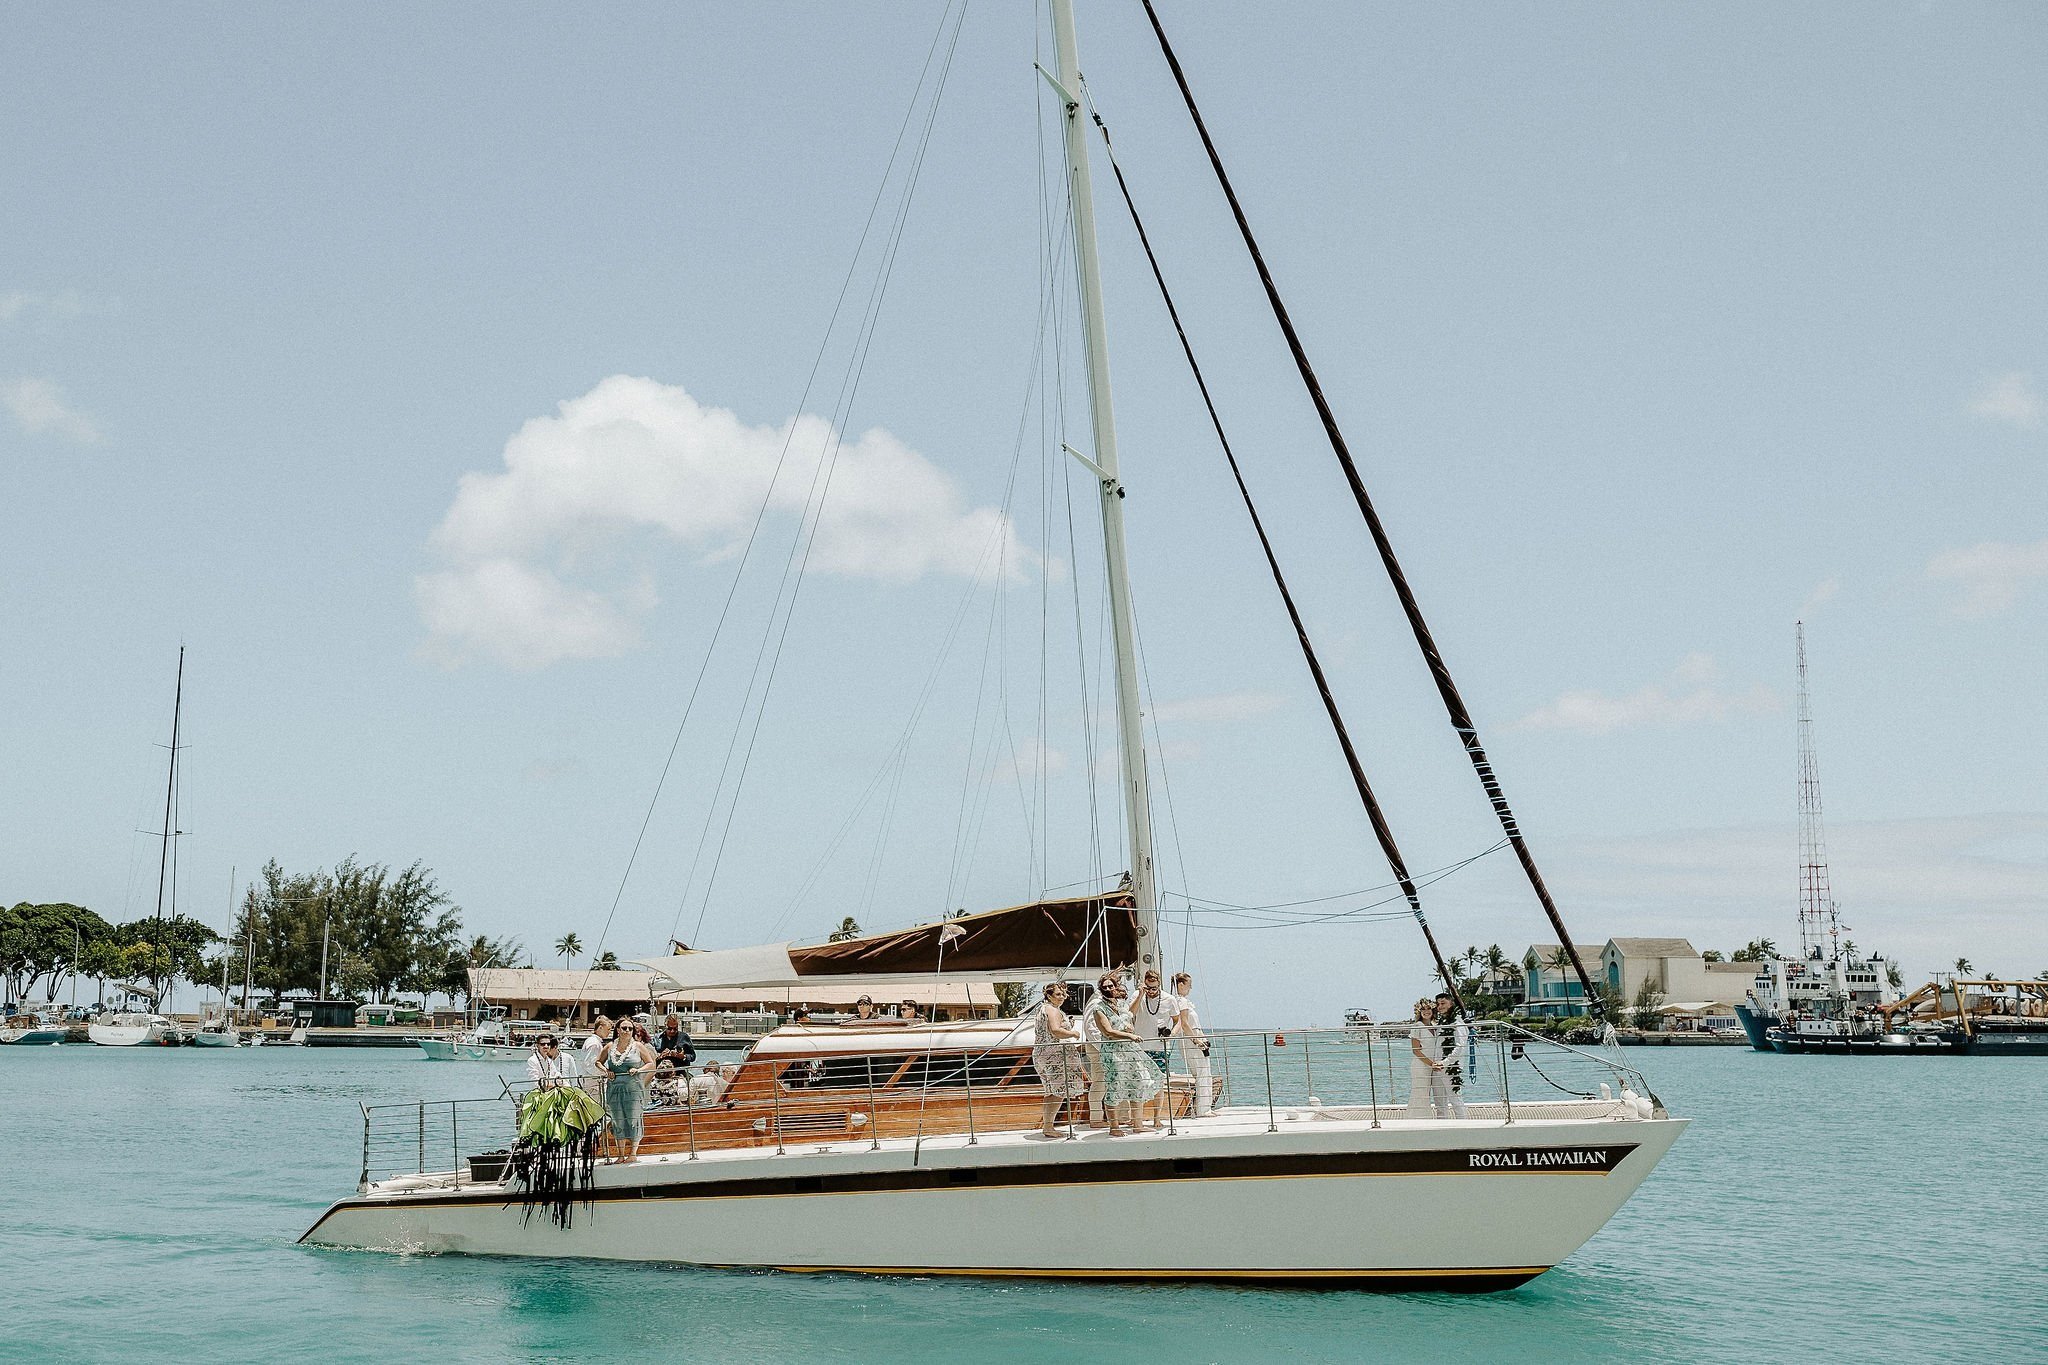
[92,648,191,1048]
[303,1,1683,1285]
[87,981,177,1048]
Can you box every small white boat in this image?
[413,1009,537,1062]
[189,1022,241,1048]
[89,1009,178,1047]
[2,1005,71,1046]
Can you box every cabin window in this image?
[778,1051,1022,1092]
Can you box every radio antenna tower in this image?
[1795,622,1839,961]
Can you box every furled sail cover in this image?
[633,891,1137,992]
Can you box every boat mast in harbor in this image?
[1795,621,1840,962]
[1049,0,1156,969]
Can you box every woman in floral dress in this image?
[1087,972,1163,1137]
[1030,982,1088,1137]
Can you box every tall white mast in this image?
[1795,621,1837,961]
[1049,0,1158,971]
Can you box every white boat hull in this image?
[303,1109,1685,1288]
[88,1017,174,1047]
[189,1029,240,1048]
[414,1038,531,1063]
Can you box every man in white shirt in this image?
[526,1034,581,1088]
[579,1015,614,1066]
[1079,983,1107,1126]
[1128,970,1178,1130]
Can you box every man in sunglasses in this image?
[527,1033,582,1089]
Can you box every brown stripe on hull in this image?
[302,1144,1636,1240]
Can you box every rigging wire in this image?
[686,2,971,948]
[1135,0,1601,1019]
[1080,85,1466,1012]
[563,0,974,1009]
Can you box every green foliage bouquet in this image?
[509,1085,606,1228]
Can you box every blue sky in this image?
[4,2,2043,1021]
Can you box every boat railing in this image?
[1197,1021,1654,1126]
[357,1096,520,1191]
[353,1020,1658,1186]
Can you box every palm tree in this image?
[593,951,619,971]
[827,917,861,943]
[1954,957,1974,976]
[554,932,583,969]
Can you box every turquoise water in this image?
[5,1043,2042,1362]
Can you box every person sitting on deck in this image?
[648,1060,686,1109]
[690,1062,737,1105]
[898,1000,923,1023]
[839,996,881,1026]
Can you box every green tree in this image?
[1701,950,1724,963]
[828,917,861,942]
[1954,957,1974,976]
[114,913,221,997]
[1630,978,1667,1031]
[593,951,619,971]
[554,932,583,968]
[440,934,524,1004]
[2,902,117,1001]
[1731,938,1779,963]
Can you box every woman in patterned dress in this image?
[1030,982,1088,1137]
[1087,972,1163,1137]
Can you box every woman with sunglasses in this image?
[1086,972,1162,1136]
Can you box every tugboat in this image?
[1736,624,1903,1050]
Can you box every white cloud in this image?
[995,742,1069,785]
[1927,538,2048,618]
[1510,652,1779,735]
[1968,371,2042,430]
[1799,576,1839,615]
[1,377,100,443]
[417,376,1035,668]
[1152,690,1285,727]
[0,289,115,322]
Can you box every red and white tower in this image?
[1795,622,1840,961]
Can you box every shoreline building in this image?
[1516,938,1755,1025]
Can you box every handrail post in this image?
[359,1103,371,1190]
[1065,1041,1079,1140]
[864,1057,882,1151]
[1302,1030,1315,1105]
[451,1102,462,1187]
[964,1057,979,1146]
[416,1100,425,1174]
[770,1060,786,1155]
[1217,1029,1233,1106]
[1498,1030,1514,1126]
[1261,1033,1277,1133]
[1164,1036,1177,1136]
[685,1077,700,1160]
[1364,1028,1381,1128]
